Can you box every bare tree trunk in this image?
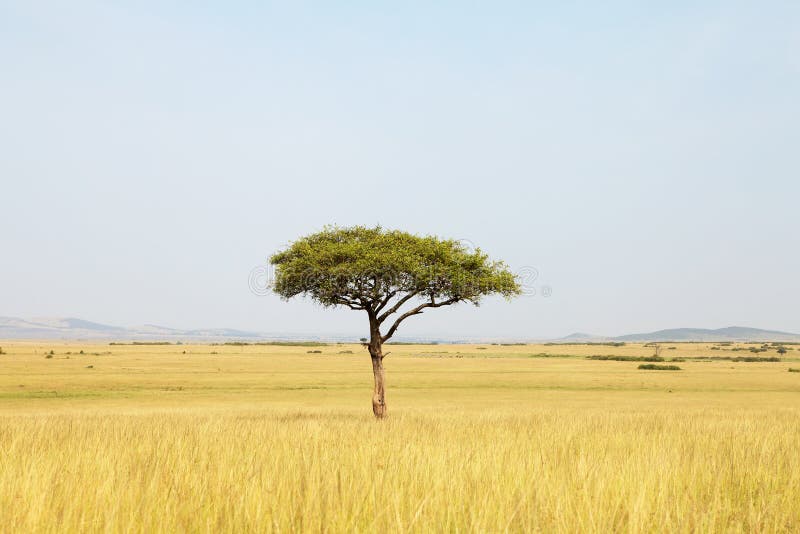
[370,347,386,418]
[367,311,387,418]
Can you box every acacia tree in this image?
[270,226,521,418]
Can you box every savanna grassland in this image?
[1,341,799,533]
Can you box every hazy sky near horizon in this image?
[2,1,799,338]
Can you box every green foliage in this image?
[789,368,800,373]
[214,341,328,347]
[684,356,780,362]
[638,364,681,371]
[385,341,439,345]
[588,355,664,362]
[110,342,173,346]
[540,341,628,347]
[270,226,521,309]
[270,226,521,344]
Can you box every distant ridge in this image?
[0,317,283,342]
[610,326,800,342]
[556,332,609,343]
[1,317,799,343]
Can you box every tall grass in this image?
[1,341,798,532]
[1,410,798,532]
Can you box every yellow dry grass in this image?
[0,341,798,532]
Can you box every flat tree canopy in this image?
[270,225,521,417]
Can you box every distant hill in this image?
[2,317,799,343]
[557,332,609,343]
[611,326,800,342]
[0,317,284,342]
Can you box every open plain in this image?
[1,341,799,532]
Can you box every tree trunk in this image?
[370,347,386,418]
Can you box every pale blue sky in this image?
[1,1,798,338]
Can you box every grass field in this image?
[1,341,799,532]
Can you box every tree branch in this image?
[377,290,421,324]
[380,296,461,343]
[373,290,398,314]
[335,296,366,310]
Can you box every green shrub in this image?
[588,355,664,362]
[45,354,53,359]
[789,368,800,373]
[217,341,329,347]
[638,364,681,371]
[110,341,173,345]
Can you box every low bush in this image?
[110,342,172,345]
[307,350,323,354]
[685,356,781,362]
[211,341,329,347]
[638,364,681,371]
[789,368,800,373]
[588,355,664,362]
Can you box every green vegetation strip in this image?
[588,355,666,362]
[638,364,682,371]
